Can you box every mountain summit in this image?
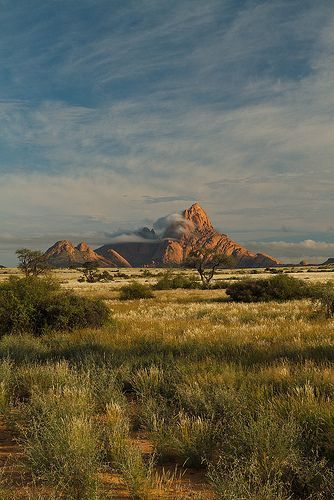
[183,202,214,232]
[44,203,281,268]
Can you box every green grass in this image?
[1,291,334,497]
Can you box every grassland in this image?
[0,267,334,498]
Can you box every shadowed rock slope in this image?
[322,258,334,266]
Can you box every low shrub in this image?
[154,272,200,290]
[310,282,334,317]
[226,274,311,303]
[207,407,334,499]
[0,277,110,336]
[119,281,154,300]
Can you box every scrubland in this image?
[0,268,334,498]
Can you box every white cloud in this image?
[0,1,334,265]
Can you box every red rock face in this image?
[95,203,281,268]
[155,203,281,268]
[44,240,130,268]
[45,204,281,268]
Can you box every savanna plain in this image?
[1,266,334,499]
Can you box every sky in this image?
[0,0,334,265]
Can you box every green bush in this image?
[154,272,200,290]
[226,275,311,303]
[310,282,334,317]
[119,281,154,300]
[0,277,110,336]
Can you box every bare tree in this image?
[185,247,235,288]
[16,248,50,277]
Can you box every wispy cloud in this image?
[0,1,334,264]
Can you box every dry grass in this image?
[1,270,334,497]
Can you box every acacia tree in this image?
[79,262,113,283]
[185,247,235,288]
[16,248,50,277]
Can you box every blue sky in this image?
[0,0,334,265]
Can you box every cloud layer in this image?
[0,1,333,265]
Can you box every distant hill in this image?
[45,203,281,268]
[0,265,5,269]
[44,240,131,268]
[322,258,334,266]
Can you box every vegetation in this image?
[78,261,114,283]
[1,271,334,497]
[226,274,312,302]
[154,271,200,290]
[16,248,50,277]
[185,247,235,287]
[119,281,154,300]
[311,282,334,317]
[0,277,110,336]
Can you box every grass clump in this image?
[105,403,154,498]
[151,412,220,468]
[226,274,311,303]
[207,406,334,499]
[119,281,154,300]
[19,387,102,499]
[0,276,110,336]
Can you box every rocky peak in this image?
[183,203,213,232]
[76,241,91,253]
[46,240,76,255]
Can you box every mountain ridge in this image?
[44,203,282,268]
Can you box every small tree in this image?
[79,262,113,283]
[185,247,235,288]
[80,261,100,283]
[16,248,50,277]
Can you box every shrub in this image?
[0,277,110,336]
[119,281,154,300]
[154,272,200,290]
[207,407,334,499]
[78,262,114,283]
[226,274,311,303]
[310,282,334,317]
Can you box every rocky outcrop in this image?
[156,203,281,268]
[44,240,130,268]
[45,204,281,268]
[95,203,281,268]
